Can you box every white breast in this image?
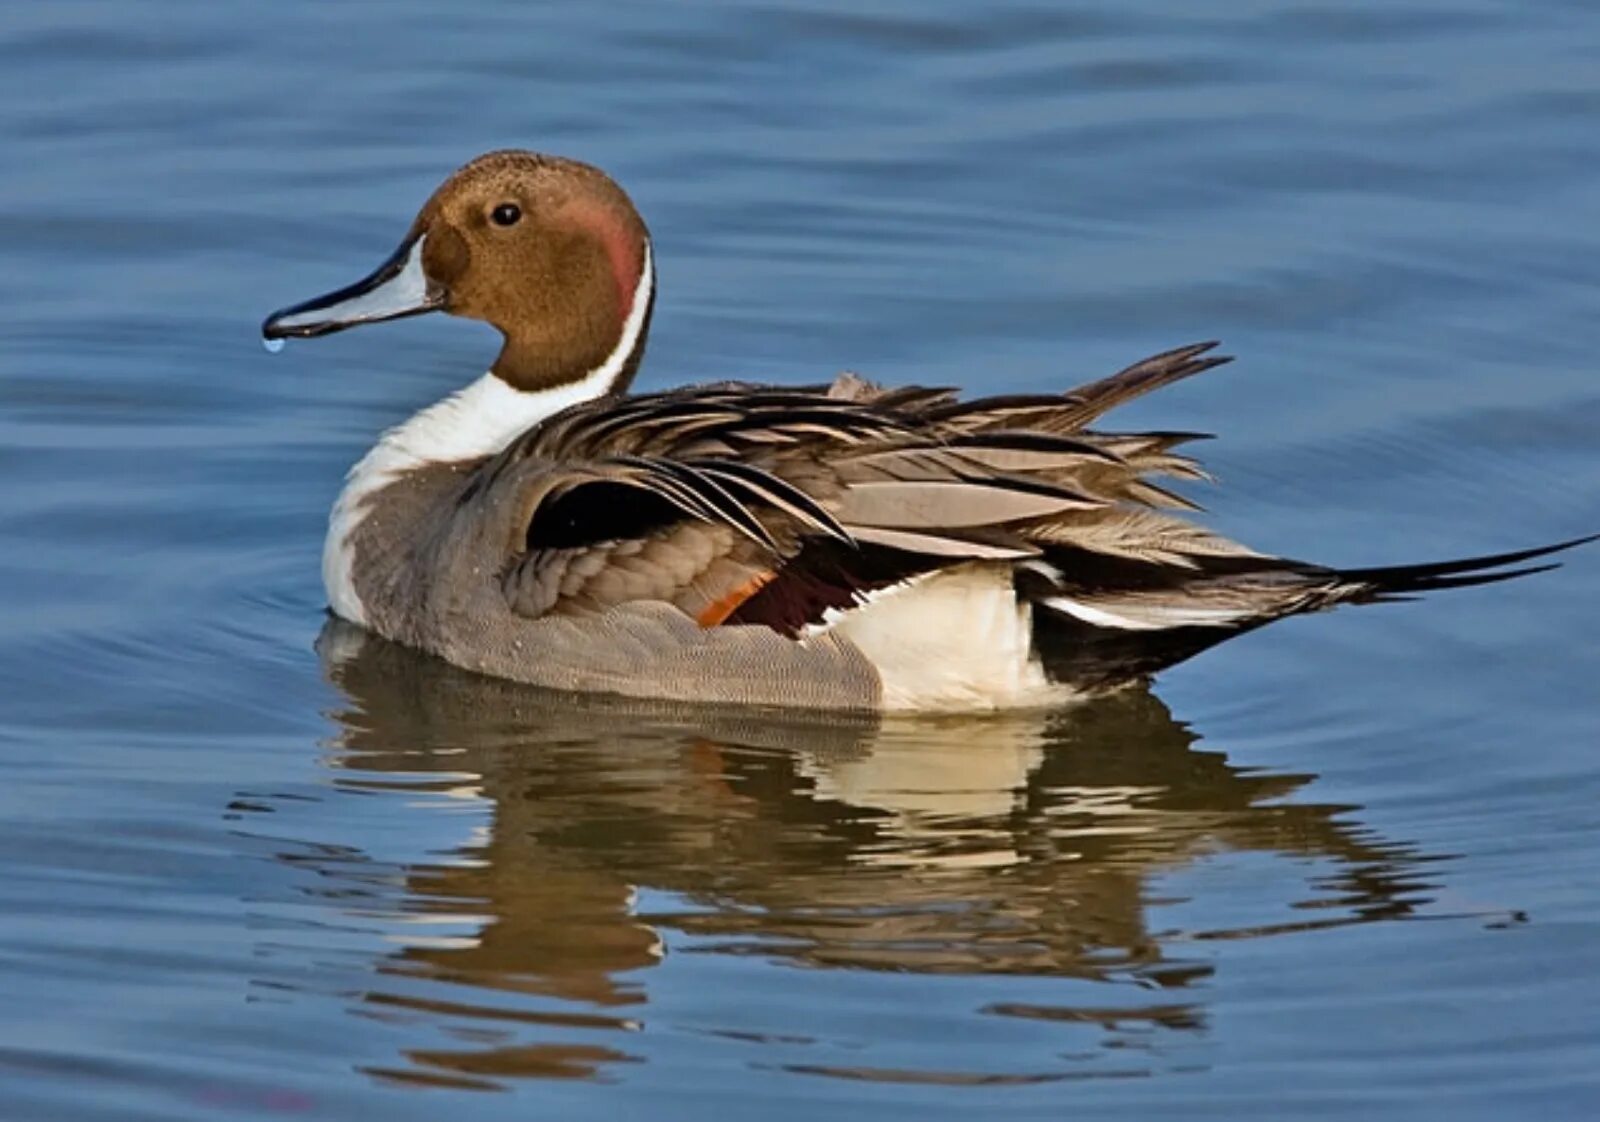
[323,372,582,624]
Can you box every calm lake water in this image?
[2,2,1598,1119]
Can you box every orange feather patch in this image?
[696,571,778,628]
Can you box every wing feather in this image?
[475,342,1249,632]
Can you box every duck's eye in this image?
[490,203,522,227]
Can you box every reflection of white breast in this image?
[796,718,1048,869]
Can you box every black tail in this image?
[1031,533,1596,690]
[1336,533,1600,602]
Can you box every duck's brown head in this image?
[263,150,654,393]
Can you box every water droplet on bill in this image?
[262,337,285,354]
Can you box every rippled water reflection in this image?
[211,623,1458,1093]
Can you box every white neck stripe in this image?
[353,239,653,478]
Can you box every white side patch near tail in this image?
[1041,596,1253,631]
[812,566,1067,711]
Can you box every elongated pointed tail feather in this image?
[1029,533,1595,690]
[1336,533,1600,602]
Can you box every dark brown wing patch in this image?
[724,540,932,637]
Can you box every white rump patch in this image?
[1040,596,1252,631]
[808,566,1067,711]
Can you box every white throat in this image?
[323,242,655,624]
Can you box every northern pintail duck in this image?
[264,150,1589,711]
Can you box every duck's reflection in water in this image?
[292,621,1440,1088]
